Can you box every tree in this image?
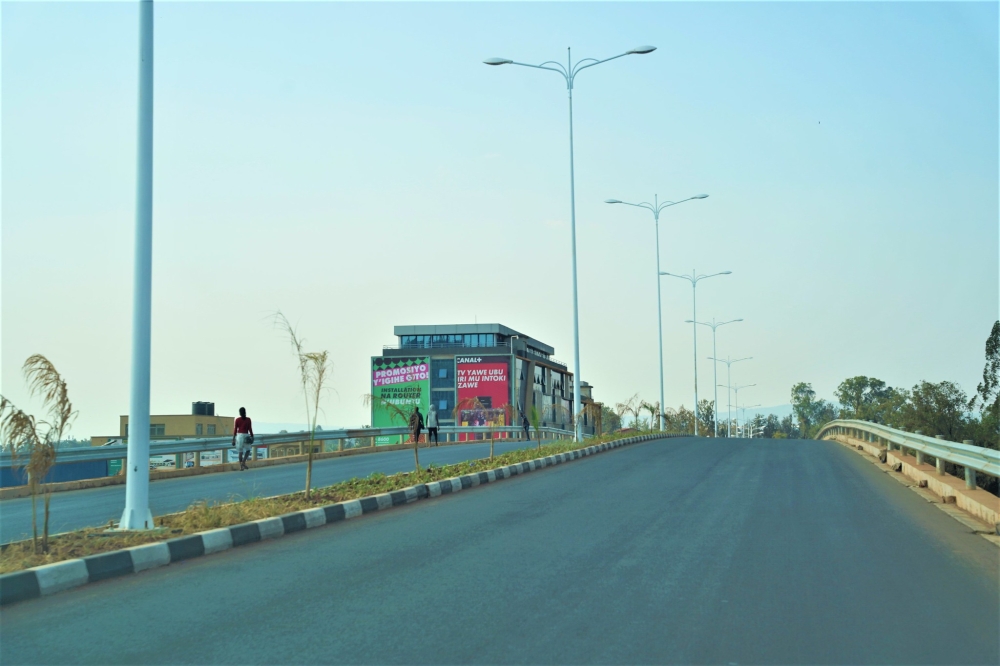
[274,312,331,498]
[791,382,838,438]
[761,414,782,438]
[0,355,76,553]
[898,380,971,442]
[697,399,715,436]
[600,404,621,434]
[971,321,1000,450]
[640,400,660,432]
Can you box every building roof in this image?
[393,323,554,355]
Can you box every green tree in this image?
[697,399,715,436]
[970,321,1000,450]
[791,382,839,438]
[898,380,971,441]
[600,404,621,434]
[834,376,898,422]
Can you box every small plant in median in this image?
[273,312,332,500]
[0,355,77,554]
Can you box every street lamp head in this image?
[721,271,733,275]
[627,45,657,55]
[604,199,622,204]
[483,57,513,66]
[684,320,693,324]
[693,194,709,199]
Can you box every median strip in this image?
[0,433,673,606]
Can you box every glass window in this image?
[207,424,216,435]
[432,391,455,418]
[195,423,203,436]
[150,424,165,437]
[431,359,454,389]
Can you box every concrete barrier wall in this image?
[827,434,999,527]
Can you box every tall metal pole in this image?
[121,0,154,530]
[691,277,698,435]
[654,198,665,431]
[566,49,582,443]
[726,363,732,437]
[711,327,718,437]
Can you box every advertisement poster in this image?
[456,356,510,440]
[371,356,430,445]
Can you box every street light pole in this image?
[120,0,155,530]
[660,270,732,435]
[686,318,741,437]
[731,383,755,438]
[710,356,751,437]
[485,46,656,442]
[743,405,761,438]
[605,194,708,431]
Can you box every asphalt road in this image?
[0,438,556,543]
[2,437,998,665]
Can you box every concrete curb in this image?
[0,434,672,606]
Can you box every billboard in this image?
[456,356,510,439]
[371,356,430,445]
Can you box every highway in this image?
[1,437,997,665]
[0,438,555,544]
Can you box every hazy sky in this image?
[3,2,997,438]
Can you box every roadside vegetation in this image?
[0,355,77,555]
[0,429,659,575]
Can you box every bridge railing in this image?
[0,425,579,469]
[816,419,999,483]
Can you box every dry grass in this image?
[0,431,655,574]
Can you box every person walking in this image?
[522,413,531,442]
[426,405,440,446]
[233,406,254,471]
[409,405,424,446]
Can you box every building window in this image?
[207,424,216,435]
[431,359,454,389]
[534,366,546,393]
[150,424,165,437]
[432,390,455,418]
[196,423,203,436]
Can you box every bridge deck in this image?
[2,437,997,665]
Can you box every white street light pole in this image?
[742,405,761,438]
[120,0,155,530]
[485,46,656,442]
[605,194,708,431]
[710,356,751,437]
[731,383,755,438]
[660,270,732,435]
[686,318,741,437]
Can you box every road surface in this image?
[1,437,997,665]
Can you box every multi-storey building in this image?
[371,324,599,442]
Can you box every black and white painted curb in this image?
[1,434,669,606]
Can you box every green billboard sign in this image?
[371,356,430,445]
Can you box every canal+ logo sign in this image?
[456,357,482,364]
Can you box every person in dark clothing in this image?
[522,413,531,441]
[409,406,424,445]
[233,407,254,471]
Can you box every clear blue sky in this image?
[2,2,997,437]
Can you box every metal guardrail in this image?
[0,425,579,468]
[816,419,999,478]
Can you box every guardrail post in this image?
[962,441,977,489]
[251,446,258,462]
[936,457,945,475]
[194,452,201,468]
[915,451,924,465]
[220,447,228,467]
